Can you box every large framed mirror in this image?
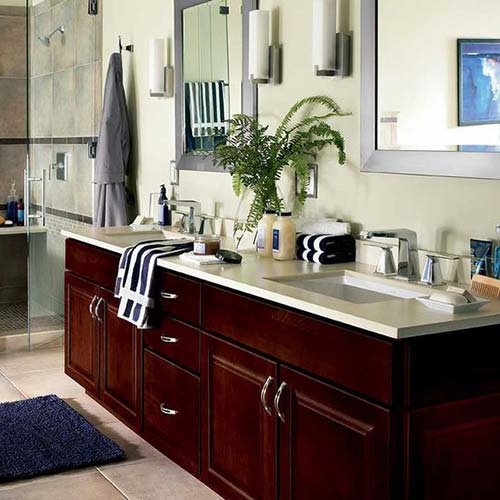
[361,0,500,178]
[174,0,257,172]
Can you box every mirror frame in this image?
[361,0,500,179]
[174,0,258,172]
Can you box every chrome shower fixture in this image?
[38,25,65,47]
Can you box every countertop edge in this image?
[61,230,500,340]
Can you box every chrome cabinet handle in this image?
[260,376,274,416]
[89,296,97,319]
[274,382,287,423]
[95,297,104,323]
[160,404,178,416]
[160,336,179,344]
[161,292,179,300]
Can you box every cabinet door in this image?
[98,288,142,431]
[408,393,500,500]
[279,366,392,500]
[201,334,277,500]
[65,272,99,395]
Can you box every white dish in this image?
[416,296,490,314]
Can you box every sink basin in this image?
[268,271,428,304]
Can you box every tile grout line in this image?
[0,369,28,399]
[95,467,132,500]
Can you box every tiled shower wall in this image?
[0,5,27,304]
[30,0,101,316]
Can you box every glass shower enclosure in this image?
[0,0,101,351]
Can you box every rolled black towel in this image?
[297,248,355,265]
[297,234,355,253]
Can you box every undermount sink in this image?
[268,271,429,304]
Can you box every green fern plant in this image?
[214,96,350,243]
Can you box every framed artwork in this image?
[458,39,500,126]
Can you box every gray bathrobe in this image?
[94,53,130,228]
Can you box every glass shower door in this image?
[26,0,101,349]
[0,0,29,351]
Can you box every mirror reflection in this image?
[377,0,500,153]
[182,0,242,155]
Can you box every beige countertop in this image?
[61,226,500,340]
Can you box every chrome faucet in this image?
[364,229,420,280]
[164,200,201,234]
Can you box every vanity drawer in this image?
[159,271,201,326]
[143,317,200,374]
[202,285,394,404]
[66,239,120,291]
[143,349,200,475]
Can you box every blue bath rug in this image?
[0,395,125,483]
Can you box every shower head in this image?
[38,25,65,47]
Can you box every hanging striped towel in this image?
[114,239,193,329]
[185,81,228,137]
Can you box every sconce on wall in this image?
[248,10,281,85]
[149,38,174,98]
[312,0,351,78]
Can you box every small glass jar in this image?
[194,235,221,256]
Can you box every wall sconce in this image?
[312,0,351,78]
[149,38,174,98]
[248,10,281,85]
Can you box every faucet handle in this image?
[375,246,397,277]
[420,255,446,286]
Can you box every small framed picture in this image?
[296,163,318,199]
[458,39,500,126]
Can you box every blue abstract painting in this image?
[458,39,500,126]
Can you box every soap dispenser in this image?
[6,181,18,223]
[158,184,171,226]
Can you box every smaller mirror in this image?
[175,0,257,172]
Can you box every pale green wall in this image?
[102,0,500,257]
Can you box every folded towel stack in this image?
[295,219,351,236]
[296,234,356,265]
[115,239,193,329]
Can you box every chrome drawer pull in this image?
[95,297,104,323]
[274,382,287,423]
[260,376,274,416]
[160,336,179,344]
[161,292,179,300]
[160,404,178,416]
[89,296,97,319]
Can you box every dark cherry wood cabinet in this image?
[143,349,200,476]
[65,272,100,396]
[65,239,500,500]
[201,334,277,500]
[278,366,392,500]
[65,264,142,430]
[408,393,500,500]
[98,288,142,431]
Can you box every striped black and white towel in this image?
[296,234,355,253]
[296,249,355,266]
[114,239,193,329]
[185,81,228,137]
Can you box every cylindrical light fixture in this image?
[313,0,337,76]
[248,10,270,84]
[149,38,165,96]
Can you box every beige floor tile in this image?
[0,348,63,377]
[65,394,119,427]
[6,368,85,399]
[99,457,222,500]
[0,374,24,402]
[97,421,163,467]
[0,470,126,500]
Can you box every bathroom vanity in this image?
[63,229,500,500]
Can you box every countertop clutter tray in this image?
[416,296,490,314]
